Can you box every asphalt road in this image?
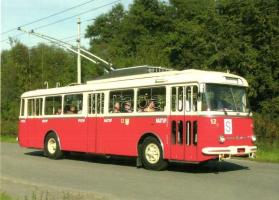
[1,143,279,200]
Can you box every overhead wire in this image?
[33,0,120,30]
[1,0,120,43]
[1,0,99,35]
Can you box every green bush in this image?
[253,97,279,145]
[0,120,18,136]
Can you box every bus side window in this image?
[27,99,35,116]
[171,87,183,112]
[171,88,176,112]
[110,90,134,113]
[89,93,104,114]
[35,98,43,116]
[178,87,183,111]
[20,99,25,116]
[137,87,166,112]
[45,96,62,115]
[88,94,96,114]
[186,87,191,112]
[27,98,43,116]
[97,93,104,114]
[64,94,83,114]
[192,86,198,112]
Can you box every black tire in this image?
[140,136,168,171]
[44,132,63,159]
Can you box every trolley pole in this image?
[77,17,81,84]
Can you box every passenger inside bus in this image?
[56,108,62,115]
[144,100,156,112]
[113,102,121,113]
[64,105,77,114]
[69,106,77,114]
[124,101,132,113]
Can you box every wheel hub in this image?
[47,138,57,154]
[145,143,160,164]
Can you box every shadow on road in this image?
[168,160,249,174]
[25,150,249,173]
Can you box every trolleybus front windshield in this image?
[202,84,249,113]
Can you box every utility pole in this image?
[77,17,81,84]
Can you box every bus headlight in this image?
[219,135,226,144]
[252,135,257,142]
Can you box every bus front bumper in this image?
[202,146,257,157]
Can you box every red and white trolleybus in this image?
[18,66,257,170]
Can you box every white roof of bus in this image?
[21,69,248,98]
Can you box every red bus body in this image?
[19,115,255,162]
[18,69,257,165]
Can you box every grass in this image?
[0,192,106,200]
[0,193,14,200]
[254,143,279,163]
[0,135,17,143]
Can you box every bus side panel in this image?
[27,118,44,149]
[97,116,169,158]
[18,119,29,147]
[97,117,137,156]
[44,118,88,152]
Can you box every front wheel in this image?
[140,137,168,171]
[44,132,63,159]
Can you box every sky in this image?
[0,0,133,50]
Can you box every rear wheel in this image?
[140,137,168,171]
[44,132,63,159]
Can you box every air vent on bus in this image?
[94,65,173,80]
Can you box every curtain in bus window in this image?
[137,87,166,112]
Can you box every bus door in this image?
[170,85,198,161]
[184,85,199,161]
[87,93,104,153]
[170,86,185,160]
